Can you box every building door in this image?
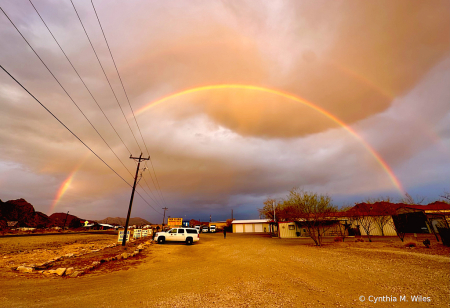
[235,224,243,233]
[254,224,263,232]
[244,224,253,232]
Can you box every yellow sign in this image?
[168,218,183,227]
[118,230,130,243]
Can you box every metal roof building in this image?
[231,219,273,233]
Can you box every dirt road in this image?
[1,233,448,307]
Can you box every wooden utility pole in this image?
[122,153,149,246]
[62,211,69,230]
[162,207,168,229]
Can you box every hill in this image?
[0,198,50,228]
[95,217,151,226]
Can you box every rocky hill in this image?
[48,212,84,228]
[95,217,151,226]
[0,198,50,228]
[0,198,85,229]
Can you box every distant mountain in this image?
[95,217,151,226]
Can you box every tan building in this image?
[232,219,273,233]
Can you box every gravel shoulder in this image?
[0,233,448,308]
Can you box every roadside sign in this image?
[142,229,148,237]
[133,229,142,239]
[118,230,130,243]
[168,218,183,227]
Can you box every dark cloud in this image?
[0,0,448,221]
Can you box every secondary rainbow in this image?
[135,84,405,194]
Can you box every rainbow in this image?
[48,171,75,215]
[48,154,90,215]
[135,84,405,194]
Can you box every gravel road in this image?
[0,233,448,307]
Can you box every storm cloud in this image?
[0,0,449,221]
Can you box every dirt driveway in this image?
[0,233,448,308]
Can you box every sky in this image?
[0,0,449,223]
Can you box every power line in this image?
[0,64,161,214]
[90,0,169,208]
[69,0,143,155]
[27,0,163,208]
[69,0,166,207]
[28,0,133,156]
[0,65,131,187]
[0,7,133,181]
[0,7,160,213]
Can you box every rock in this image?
[134,250,140,255]
[65,253,74,258]
[55,268,66,276]
[122,252,128,259]
[17,266,33,273]
[137,244,144,250]
[91,261,100,267]
[145,241,151,245]
[70,271,82,278]
[49,270,58,274]
[42,271,52,277]
[35,262,48,270]
[65,267,74,276]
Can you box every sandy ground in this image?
[0,233,449,308]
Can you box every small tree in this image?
[349,204,376,242]
[371,203,396,236]
[284,189,337,246]
[401,193,425,205]
[258,198,289,222]
[440,191,450,203]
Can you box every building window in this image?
[289,225,295,230]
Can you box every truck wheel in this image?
[158,237,165,244]
[186,238,193,245]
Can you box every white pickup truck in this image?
[210,225,216,233]
[154,228,200,245]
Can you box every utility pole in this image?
[122,153,149,246]
[63,211,69,230]
[162,207,168,229]
[231,209,233,220]
[273,201,276,222]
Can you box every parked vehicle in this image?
[154,228,200,245]
[202,226,209,233]
[210,225,216,233]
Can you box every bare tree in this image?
[349,204,376,242]
[371,203,397,236]
[440,191,450,203]
[283,189,337,246]
[258,198,282,222]
[400,193,425,205]
[335,206,351,241]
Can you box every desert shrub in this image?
[355,237,364,242]
[423,239,431,248]
[334,236,343,242]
